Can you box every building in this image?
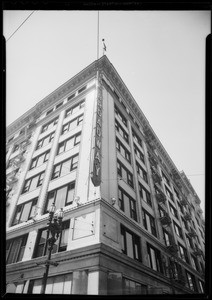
[5,55,205,295]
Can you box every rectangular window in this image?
[142,209,157,237]
[36,132,55,150]
[78,85,87,93]
[12,198,38,226]
[30,150,50,169]
[134,144,145,163]
[185,271,197,292]
[162,171,170,186]
[65,100,85,118]
[118,187,137,221]
[147,243,163,273]
[114,105,127,127]
[178,243,189,263]
[123,278,147,295]
[132,128,142,147]
[68,93,75,101]
[62,115,83,135]
[198,280,205,293]
[191,255,200,272]
[6,235,28,264]
[115,119,129,143]
[41,118,58,133]
[139,183,152,206]
[52,154,78,179]
[165,186,174,201]
[117,160,134,188]
[46,108,54,116]
[163,229,171,246]
[57,132,81,155]
[169,203,178,219]
[22,172,45,194]
[136,163,148,183]
[173,221,183,239]
[121,225,141,261]
[56,102,63,109]
[116,138,131,163]
[186,235,194,250]
[44,182,75,213]
[34,220,70,258]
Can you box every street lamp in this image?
[40,204,64,294]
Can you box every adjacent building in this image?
[6,55,205,295]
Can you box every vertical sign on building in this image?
[91,70,103,186]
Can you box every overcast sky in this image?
[3,10,210,215]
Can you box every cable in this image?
[6,11,36,42]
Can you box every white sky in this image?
[3,10,210,215]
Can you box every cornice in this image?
[6,60,98,137]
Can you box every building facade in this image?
[6,56,205,295]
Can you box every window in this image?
[57,132,81,155]
[186,235,194,250]
[116,138,131,162]
[191,255,200,272]
[139,183,152,206]
[121,225,141,261]
[169,203,178,219]
[162,171,170,186]
[22,172,44,194]
[68,93,75,101]
[115,119,129,143]
[8,136,14,143]
[34,220,70,258]
[118,187,137,221]
[12,198,38,225]
[12,144,20,153]
[174,188,179,199]
[44,182,75,213]
[52,154,78,179]
[142,209,157,237]
[62,115,83,135]
[36,132,55,149]
[178,243,189,263]
[147,243,163,273]
[136,163,148,183]
[158,205,166,218]
[65,100,85,118]
[182,218,189,231]
[123,278,147,295]
[198,280,205,293]
[134,144,145,163]
[132,128,142,147]
[178,202,184,214]
[46,108,54,116]
[6,235,28,264]
[173,221,183,239]
[29,271,87,294]
[114,105,127,127]
[165,187,174,201]
[163,229,171,246]
[78,85,87,93]
[30,151,50,169]
[56,102,63,109]
[185,271,197,291]
[117,160,134,188]
[41,118,58,133]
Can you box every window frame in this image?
[44,182,75,214]
[147,243,163,273]
[12,198,38,226]
[136,162,148,183]
[51,154,79,180]
[36,132,55,150]
[142,209,157,237]
[30,150,50,170]
[41,117,58,133]
[22,172,45,194]
[62,114,83,135]
[115,119,129,143]
[65,100,85,118]
[6,234,28,265]
[139,183,152,207]
[117,160,134,188]
[121,225,141,261]
[116,137,131,163]
[57,132,81,155]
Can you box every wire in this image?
[6,11,36,42]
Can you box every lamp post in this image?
[40,204,64,294]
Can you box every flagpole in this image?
[97,11,99,60]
